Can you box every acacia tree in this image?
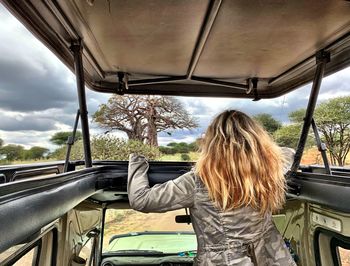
[50,131,82,146]
[93,95,198,146]
[313,97,350,166]
[288,97,350,166]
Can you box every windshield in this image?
[103,209,196,254]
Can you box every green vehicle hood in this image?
[107,231,197,254]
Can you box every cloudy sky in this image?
[0,4,350,151]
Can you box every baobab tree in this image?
[93,95,198,146]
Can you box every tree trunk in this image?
[147,118,158,146]
[126,132,143,142]
[146,103,159,146]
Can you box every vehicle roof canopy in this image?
[3,0,350,98]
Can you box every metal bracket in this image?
[70,40,82,52]
[64,110,80,172]
[316,50,331,64]
[311,118,332,175]
[286,172,301,196]
[252,78,261,102]
[116,72,128,95]
[247,78,260,101]
[246,78,253,94]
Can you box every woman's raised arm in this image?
[127,154,195,213]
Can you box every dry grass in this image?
[0,158,56,165]
[157,152,199,161]
[301,146,350,166]
[339,247,350,266]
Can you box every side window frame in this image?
[314,228,350,266]
[330,236,350,266]
[3,240,42,266]
[51,227,58,266]
[1,226,58,266]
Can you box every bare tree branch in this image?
[93,95,198,146]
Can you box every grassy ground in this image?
[0,153,198,165]
[0,158,56,166]
[158,152,200,161]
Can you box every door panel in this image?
[279,166,350,266]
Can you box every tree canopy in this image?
[0,144,25,161]
[93,95,198,146]
[50,131,82,146]
[253,113,281,134]
[24,146,49,160]
[159,141,198,155]
[0,138,49,163]
[288,109,306,124]
[51,136,160,161]
[274,124,313,149]
[273,109,315,150]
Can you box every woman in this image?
[128,110,296,266]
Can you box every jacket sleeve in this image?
[281,147,296,174]
[127,154,195,213]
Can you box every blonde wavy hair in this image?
[195,110,286,214]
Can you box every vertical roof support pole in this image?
[290,50,330,173]
[71,41,93,168]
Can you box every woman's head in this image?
[195,110,286,214]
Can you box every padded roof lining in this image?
[194,1,350,78]
[60,0,210,76]
[2,0,350,98]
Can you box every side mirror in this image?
[175,215,191,224]
[70,255,86,266]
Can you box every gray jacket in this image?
[128,154,296,266]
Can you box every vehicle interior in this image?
[0,0,350,265]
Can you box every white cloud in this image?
[0,130,58,150]
[158,135,198,146]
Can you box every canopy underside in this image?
[2,0,350,98]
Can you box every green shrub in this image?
[162,141,198,154]
[159,146,177,155]
[188,141,199,152]
[181,153,191,161]
[52,135,160,161]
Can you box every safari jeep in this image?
[1,1,350,266]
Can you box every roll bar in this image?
[290,50,331,174]
[71,41,92,168]
[67,41,333,172]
